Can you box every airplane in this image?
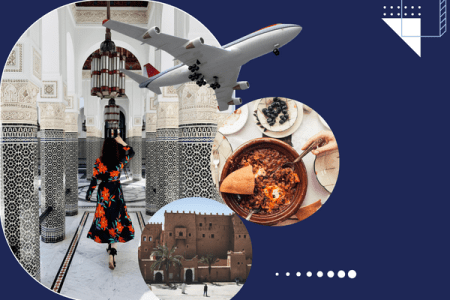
[102,20,302,111]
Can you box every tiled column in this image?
[85,122,101,179]
[156,99,179,208]
[0,79,41,280]
[177,83,223,203]
[145,112,157,215]
[64,113,78,216]
[39,102,66,243]
[130,124,143,181]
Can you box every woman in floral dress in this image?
[85,136,135,270]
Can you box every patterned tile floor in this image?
[40,206,156,300]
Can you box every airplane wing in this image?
[209,67,241,111]
[103,20,230,66]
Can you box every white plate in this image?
[218,105,248,135]
[256,97,298,132]
[252,100,303,138]
[314,149,339,193]
[318,114,330,129]
[210,133,233,187]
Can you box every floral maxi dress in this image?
[86,145,135,244]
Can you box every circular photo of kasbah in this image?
[138,198,252,299]
[212,98,340,226]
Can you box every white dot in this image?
[384,13,386,16]
[275,272,279,276]
[419,6,421,9]
[398,13,400,16]
[404,6,407,9]
[296,272,301,277]
[286,272,290,277]
[348,270,357,279]
[338,270,345,278]
[405,13,407,16]
[419,13,421,16]
[317,271,323,278]
[307,271,312,277]
[412,13,414,16]
[383,6,386,9]
[397,6,400,9]
[411,6,414,9]
[391,13,393,16]
[328,271,334,278]
[390,6,393,9]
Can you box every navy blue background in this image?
[1,0,449,299]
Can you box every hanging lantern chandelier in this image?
[90,2,126,99]
[104,98,120,137]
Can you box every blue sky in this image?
[148,198,234,229]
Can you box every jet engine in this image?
[142,26,160,39]
[233,81,250,90]
[186,37,204,49]
[227,97,242,105]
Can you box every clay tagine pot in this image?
[220,138,308,226]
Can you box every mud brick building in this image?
[138,211,252,283]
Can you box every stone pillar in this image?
[39,102,66,243]
[177,83,223,203]
[130,123,143,181]
[0,78,41,280]
[64,112,78,215]
[145,112,157,215]
[155,99,179,208]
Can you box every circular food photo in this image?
[138,198,252,299]
[212,98,339,226]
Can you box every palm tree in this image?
[199,253,219,282]
[150,243,183,285]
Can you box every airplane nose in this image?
[292,25,302,36]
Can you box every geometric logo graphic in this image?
[382,1,447,57]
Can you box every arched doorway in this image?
[104,111,126,140]
[185,269,193,283]
[155,272,163,283]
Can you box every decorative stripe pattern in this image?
[136,211,145,232]
[50,212,89,293]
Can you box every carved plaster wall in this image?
[0,80,39,124]
[5,44,23,73]
[65,112,78,132]
[39,102,65,130]
[70,4,151,25]
[146,112,157,132]
[156,101,179,129]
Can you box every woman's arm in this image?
[86,160,100,201]
[114,136,135,169]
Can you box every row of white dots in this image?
[383,13,421,16]
[384,6,421,9]
[275,270,357,279]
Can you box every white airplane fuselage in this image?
[141,24,302,90]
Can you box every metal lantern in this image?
[90,2,125,99]
[105,99,120,137]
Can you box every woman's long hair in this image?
[99,138,121,170]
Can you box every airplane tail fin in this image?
[143,63,160,78]
[121,69,162,95]
[121,69,149,84]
